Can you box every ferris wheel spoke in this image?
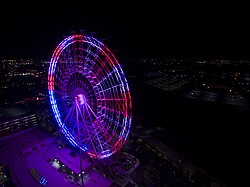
[88,119,110,147]
[56,104,72,114]
[53,89,68,96]
[85,102,97,118]
[49,34,132,159]
[94,58,110,77]
[66,44,76,63]
[98,98,127,101]
[100,116,125,138]
[86,115,119,149]
[76,104,95,125]
[59,107,72,119]
[55,61,68,75]
[89,130,105,152]
[81,118,93,126]
[96,84,124,97]
[62,103,75,125]
[95,68,118,86]
[105,129,120,145]
[88,118,110,149]
[102,116,124,136]
[85,92,96,99]
[96,123,112,151]
[80,136,91,145]
[101,101,128,116]
[99,106,120,116]
[83,42,93,62]
[83,103,105,151]
[76,102,100,155]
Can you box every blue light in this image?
[40,177,48,186]
[48,34,132,159]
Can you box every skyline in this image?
[1,56,249,186]
[1,3,249,186]
[1,3,250,60]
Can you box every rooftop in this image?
[0,105,33,123]
[55,148,91,174]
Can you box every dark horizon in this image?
[1,3,250,60]
[1,3,249,186]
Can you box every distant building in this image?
[0,106,38,138]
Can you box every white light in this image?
[77,94,84,105]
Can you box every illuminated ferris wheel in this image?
[48,34,132,159]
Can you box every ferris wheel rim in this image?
[48,34,132,159]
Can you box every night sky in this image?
[1,2,250,60]
[1,3,249,186]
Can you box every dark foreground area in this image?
[132,82,248,186]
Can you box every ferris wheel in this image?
[48,34,132,159]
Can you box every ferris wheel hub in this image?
[75,94,85,105]
[48,34,132,159]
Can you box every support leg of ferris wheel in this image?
[75,97,84,187]
[76,97,105,172]
[75,95,102,185]
[75,98,99,157]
